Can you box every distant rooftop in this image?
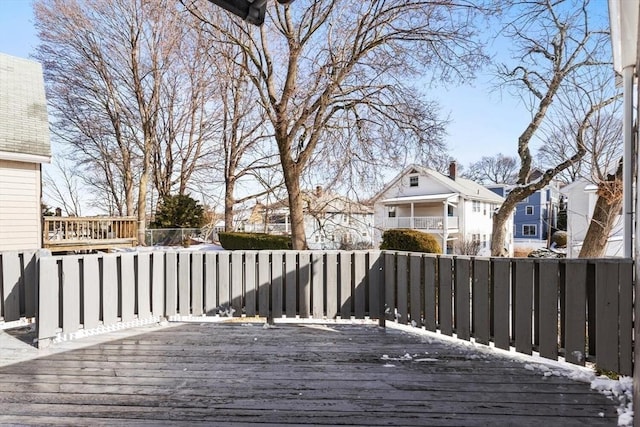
[0,52,51,162]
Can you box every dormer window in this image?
[409,175,419,187]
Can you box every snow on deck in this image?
[0,321,624,425]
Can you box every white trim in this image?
[522,224,537,237]
[0,150,51,164]
[381,193,457,204]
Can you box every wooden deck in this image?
[42,216,138,253]
[0,321,619,426]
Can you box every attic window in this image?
[409,175,419,187]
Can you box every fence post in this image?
[378,251,386,328]
[36,255,59,347]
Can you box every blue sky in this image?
[0,0,604,169]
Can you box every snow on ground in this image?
[110,243,224,252]
[386,322,633,426]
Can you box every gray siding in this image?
[0,53,50,159]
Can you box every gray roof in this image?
[0,53,51,161]
[374,164,504,204]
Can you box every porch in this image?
[383,215,459,231]
[0,321,619,425]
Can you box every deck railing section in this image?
[42,217,138,252]
[0,251,39,327]
[3,249,631,375]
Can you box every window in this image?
[523,225,537,236]
[388,210,396,218]
[471,233,480,243]
[525,205,534,215]
[472,200,480,212]
[409,175,419,187]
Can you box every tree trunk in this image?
[578,164,623,258]
[491,201,516,257]
[283,167,307,250]
[137,150,150,246]
[224,177,235,232]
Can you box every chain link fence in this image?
[145,228,221,247]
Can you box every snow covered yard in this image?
[0,321,626,425]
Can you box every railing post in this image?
[378,251,386,328]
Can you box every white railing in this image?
[242,223,290,234]
[383,216,458,230]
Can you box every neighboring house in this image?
[487,176,561,250]
[0,53,51,251]
[238,187,374,250]
[561,178,623,258]
[372,163,512,255]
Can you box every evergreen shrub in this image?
[380,229,442,253]
[218,232,292,250]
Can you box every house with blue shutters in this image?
[487,176,561,250]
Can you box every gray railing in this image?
[0,251,39,327]
[0,250,634,376]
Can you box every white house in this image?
[561,178,624,258]
[238,187,374,250]
[0,53,51,251]
[372,163,513,255]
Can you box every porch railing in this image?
[3,249,625,377]
[242,222,290,234]
[384,216,459,230]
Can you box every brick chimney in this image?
[448,161,457,180]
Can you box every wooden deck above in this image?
[42,216,137,252]
[0,321,620,425]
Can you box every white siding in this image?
[0,159,41,250]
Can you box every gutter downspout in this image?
[623,65,634,258]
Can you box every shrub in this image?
[151,194,205,229]
[218,232,291,250]
[380,229,442,253]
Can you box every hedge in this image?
[379,229,442,253]
[218,232,292,250]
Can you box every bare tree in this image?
[578,160,622,257]
[536,93,623,258]
[489,0,617,256]
[463,153,519,184]
[206,23,283,231]
[188,0,492,249]
[43,156,83,216]
[35,0,224,244]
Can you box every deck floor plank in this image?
[0,323,618,426]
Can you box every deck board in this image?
[0,322,618,426]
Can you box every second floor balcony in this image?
[383,216,459,232]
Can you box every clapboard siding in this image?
[0,249,633,375]
[0,160,41,251]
